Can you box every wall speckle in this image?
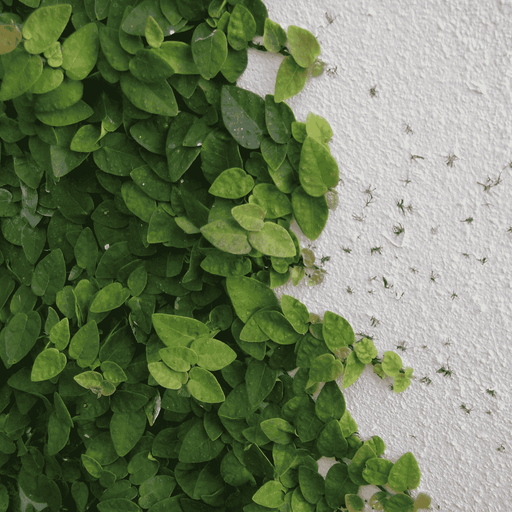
[238,1,512,510]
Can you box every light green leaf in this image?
[221,84,267,149]
[393,373,411,393]
[387,452,421,492]
[231,203,265,231]
[248,222,296,257]
[209,168,254,199]
[362,458,394,486]
[200,250,252,277]
[191,22,227,80]
[252,481,284,508]
[274,56,308,103]
[190,335,237,371]
[227,4,256,51]
[263,17,286,52]
[49,318,70,351]
[260,418,295,445]
[154,41,198,74]
[261,136,287,171]
[342,351,365,389]
[120,73,179,116]
[281,295,309,334]
[306,112,333,144]
[345,494,365,512]
[286,25,321,68]
[265,93,295,144]
[35,100,94,127]
[90,283,131,313]
[354,337,378,364]
[200,218,251,255]
[30,66,64,94]
[152,313,209,347]
[23,5,72,54]
[249,183,292,219]
[100,361,128,384]
[322,311,355,355]
[382,351,403,377]
[70,124,102,152]
[160,346,197,372]
[308,353,343,383]
[145,15,164,47]
[74,371,116,397]
[61,23,100,81]
[299,136,339,197]
[187,367,225,403]
[31,348,67,381]
[254,310,301,345]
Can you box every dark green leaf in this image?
[31,249,66,304]
[110,409,146,456]
[179,420,224,463]
[348,443,376,486]
[129,48,175,83]
[191,22,227,80]
[325,463,359,509]
[0,311,41,366]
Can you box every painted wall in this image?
[237,1,512,511]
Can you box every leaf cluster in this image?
[0,1,429,511]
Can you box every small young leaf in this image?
[387,452,421,492]
[308,353,343,383]
[306,112,333,144]
[382,351,403,377]
[362,458,394,486]
[354,337,378,364]
[145,15,164,48]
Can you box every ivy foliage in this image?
[0,0,431,511]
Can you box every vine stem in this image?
[247,41,291,58]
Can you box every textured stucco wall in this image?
[237,1,512,511]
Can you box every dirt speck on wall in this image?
[238,1,512,510]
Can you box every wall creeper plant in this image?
[0,0,432,511]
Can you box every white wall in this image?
[237,1,512,511]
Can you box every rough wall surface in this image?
[237,1,512,511]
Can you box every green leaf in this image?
[120,73,179,116]
[74,370,116,397]
[48,411,70,456]
[322,311,355,355]
[299,466,324,504]
[129,48,175,83]
[74,227,98,275]
[295,395,324,442]
[339,409,358,438]
[187,367,225,403]
[299,136,339,197]
[274,56,308,103]
[49,318,70,351]
[315,380,346,422]
[200,218,251,254]
[97,499,141,512]
[90,283,131,313]
[22,5,72,54]
[345,495,364,512]
[348,443,376,486]
[152,313,209,347]
[31,348,66,381]
[308,353,343,383]
[316,419,347,458]
[291,486,315,512]
[35,100,94,127]
[220,45,248,83]
[248,222,296,257]
[291,186,328,241]
[138,475,176,509]
[0,485,8,512]
[354,337,378,364]
[200,250,251,277]
[31,249,66,305]
[252,481,284,508]
[387,452,421,492]
[61,23,100,80]
[292,121,307,143]
[179,420,224,463]
[342,351,365,389]
[393,373,411,393]
[226,276,279,323]
[286,25,321,68]
[121,0,175,36]
[209,167,254,198]
[250,183,292,219]
[263,17,286,52]
[231,203,265,231]
[306,112,332,144]
[261,136,287,171]
[154,41,199,74]
[70,124,102,152]
[191,22,227,80]
[69,320,100,367]
[99,25,131,71]
[145,15,164,48]
[128,450,159,485]
[0,51,43,101]
[94,132,146,176]
[0,312,40,366]
[34,78,83,113]
[260,417,295,444]
[382,351,403,377]
[265,94,295,144]
[281,295,309,334]
[21,223,46,265]
[121,181,157,223]
[362,458,394,486]
[254,310,301,345]
[100,361,127,384]
[221,84,267,149]
[325,463,359,510]
[190,335,237,371]
[110,410,147,456]
[227,4,256,51]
